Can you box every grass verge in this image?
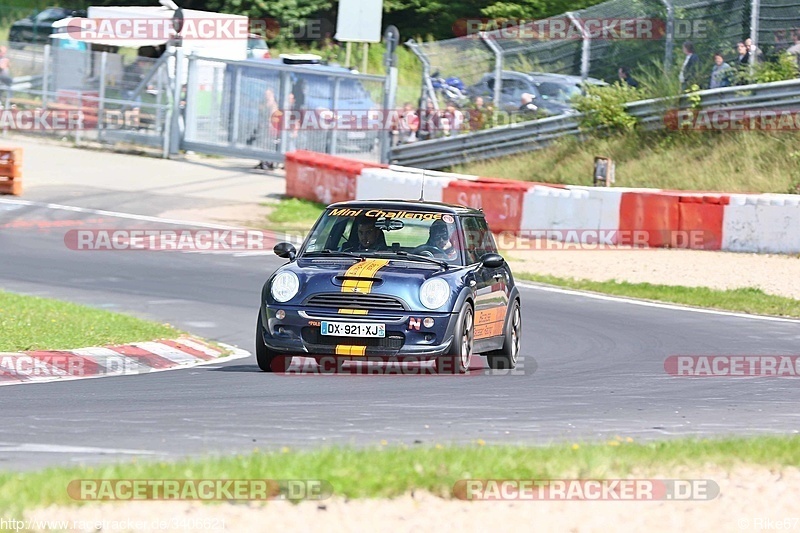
[0,290,178,352]
[3,436,800,513]
[261,197,325,233]
[517,273,800,318]
[453,130,800,194]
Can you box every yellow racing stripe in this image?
[335,345,367,356]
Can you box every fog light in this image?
[423,317,434,328]
[276,310,286,320]
[278,327,286,335]
[424,334,434,342]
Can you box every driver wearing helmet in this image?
[425,219,458,260]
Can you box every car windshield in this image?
[536,82,581,103]
[302,207,464,265]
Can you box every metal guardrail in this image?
[390,78,800,170]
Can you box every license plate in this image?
[347,131,367,140]
[321,321,385,338]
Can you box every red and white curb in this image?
[0,336,250,386]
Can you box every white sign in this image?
[335,0,383,43]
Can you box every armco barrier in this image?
[285,151,386,205]
[283,152,800,254]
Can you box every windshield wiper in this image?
[303,250,365,261]
[374,250,448,269]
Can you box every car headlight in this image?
[271,271,300,303]
[420,278,450,310]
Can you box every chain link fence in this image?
[410,0,799,109]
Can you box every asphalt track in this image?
[1,186,799,471]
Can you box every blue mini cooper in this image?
[257,200,522,373]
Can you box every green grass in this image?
[262,197,325,233]
[517,273,800,318]
[3,436,800,513]
[0,290,178,351]
[454,130,800,194]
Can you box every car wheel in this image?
[255,310,293,372]
[487,300,521,370]
[437,304,473,374]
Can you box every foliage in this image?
[735,52,800,85]
[572,82,639,133]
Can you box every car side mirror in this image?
[481,253,505,269]
[274,242,296,260]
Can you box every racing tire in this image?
[487,300,521,370]
[436,304,473,374]
[255,310,293,372]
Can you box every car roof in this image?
[326,199,483,216]
[529,72,608,85]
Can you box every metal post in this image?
[480,32,503,123]
[230,66,241,145]
[567,13,590,82]
[184,52,198,141]
[406,40,439,111]
[362,43,369,74]
[330,77,340,156]
[662,0,674,73]
[750,0,760,70]
[42,44,50,107]
[382,25,400,164]
[97,51,107,143]
[345,42,352,67]
[279,70,291,154]
[169,47,185,155]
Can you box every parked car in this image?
[468,70,606,116]
[228,54,380,154]
[528,72,607,106]
[246,34,271,59]
[9,7,86,48]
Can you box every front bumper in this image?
[260,305,459,359]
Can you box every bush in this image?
[735,52,800,85]
[572,82,639,133]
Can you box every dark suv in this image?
[9,7,86,48]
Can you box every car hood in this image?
[265,257,469,310]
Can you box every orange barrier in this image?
[285,150,386,204]
[0,147,23,196]
[677,195,729,250]
[618,192,680,247]
[442,179,533,232]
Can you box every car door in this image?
[462,216,508,343]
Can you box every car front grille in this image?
[301,327,405,350]
[306,293,406,312]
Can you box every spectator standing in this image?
[253,88,281,170]
[735,41,751,66]
[467,96,486,132]
[618,66,639,88]
[442,101,463,136]
[393,102,419,145]
[709,52,733,89]
[679,41,699,90]
[745,37,764,63]
[518,93,538,117]
[787,30,800,65]
[773,30,789,54]
[417,99,440,141]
